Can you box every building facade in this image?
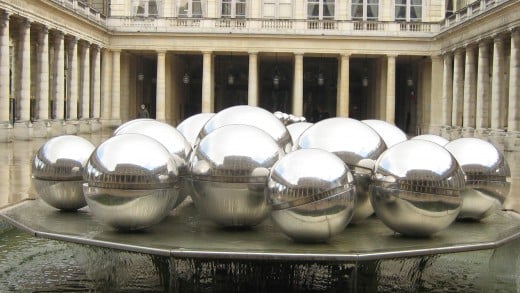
[0,0,518,150]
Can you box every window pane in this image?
[367,4,378,20]
[395,6,405,20]
[352,0,362,4]
[395,0,406,4]
[351,4,363,20]
[323,3,334,18]
[411,6,422,20]
[222,2,231,17]
[177,0,188,16]
[149,1,158,16]
[307,3,319,19]
[411,0,422,5]
[367,0,378,4]
[193,1,203,17]
[236,2,246,17]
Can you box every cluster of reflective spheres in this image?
[32,105,511,242]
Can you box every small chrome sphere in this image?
[371,140,464,237]
[296,117,386,223]
[32,135,95,211]
[114,119,191,209]
[83,133,180,230]
[190,124,284,227]
[268,149,356,242]
[445,138,511,220]
[412,134,449,146]
[286,122,313,151]
[199,105,292,153]
[176,113,215,148]
[362,119,408,148]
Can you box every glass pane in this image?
[395,0,406,4]
[307,3,319,19]
[367,0,378,4]
[411,0,422,5]
[149,1,158,16]
[222,2,231,17]
[367,4,378,19]
[395,6,406,20]
[323,3,334,18]
[351,4,363,19]
[352,0,362,4]
[193,1,203,17]
[236,2,246,17]
[177,0,188,16]
[411,6,422,20]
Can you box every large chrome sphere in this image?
[370,140,464,237]
[268,149,356,242]
[362,119,408,148]
[199,105,292,153]
[190,124,284,227]
[176,113,215,148]
[113,119,191,209]
[32,135,95,211]
[412,134,449,146]
[445,138,511,220]
[296,117,386,223]
[286,122,313,151]
[83,134,180,230]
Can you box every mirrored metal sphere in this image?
[445,138,511,220]
[176,113,215,148]
[412,134,450,146]
[113,118,154,135]
[286,122,313,151]
[199,105,292,153]
[370,140,464,237]
[362,119,408,148]
[296,117,386,223]
[190,124,284,227]
[113,119,191,209]
[268,149,356,242]
[32,135,95,211]
[83,133,180,230]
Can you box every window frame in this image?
[351,0,380,21]
[262,0,293,19]
[221,0,247,18]
[307,0,336,20]
[132,0,163,17]
[394,0,423,22]
[176,0,205,18]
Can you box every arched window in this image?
[263,0,292,19]
[351,0,379,21]
[307,0,335,20]
[177,0,205,17]
[221,0,247,18]
[395,0,422,22]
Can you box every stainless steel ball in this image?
[286,122,313,151]
[412,134,449,146]
[176,113,215,148]
[32,135,95,211]
[114,119,191,209]
[296,117,386,223]
[199,105,292,153]
[445,138,511,220]
[362,119,408,148]
[190,124,284,227]
[268,148,356,242]
[370,140,464,237]
[83,133,180,230]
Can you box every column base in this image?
[49,120,65,137]
[475,128,491,140]
[102,119,122,130]
[440,126,452,140]
[449,126,462,140]
[90,119,102,132]
[32,120,52,138]
[0,122,13,142]
[13,121,33,140]
[423,124,442,136]
[461,127,475,138]
[78,119,91,134]
[488,129,506,152]
[504,131,520,152]
[64,120,79,135]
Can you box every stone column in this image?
[156,50,166,121]
[337,53,350,117]
[14,19,32,140]
[292,53,304,116]
[385,55,396,124]
[441,53,453,138]
[111,50,121,123]
[476,40,491,135]
[51,31,66,138]
[78,41,90,132]
[462,45,476,136]
[91,45,101,131]
[451,49,464,139]
[506,29,520,151]
[0,11,11,142]
[490,35,506,149]
[66,36,78,122]
[247,51,258,107]
[101,48,111,121]
[33,26,50,138]
[201,51,213,113]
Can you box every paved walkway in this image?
[0,131,519,212]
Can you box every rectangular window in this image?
[395,0,421,21]
[177,0,189,16]
[222,0,232,17]
[221,0,246,18]
[193,0,203,17]
[236,0,246,18]
[352,0,378,21]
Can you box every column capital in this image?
[90,44,100,53]
[340,52,351,58]
[67,35,77,45]
[387,54,398,59]
[248,51,259,56]
[78,39,90,48]
[19,18,31,30]
[511,27,520,37]
[478,39,491,48]
[430,55,442,62]
[201,50,213,55]
[294,52,304,57]
[156,49,167,55]
[0,10,10,26]
[492,33,505,43]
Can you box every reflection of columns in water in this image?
[463,45,476,128]
[101,49,111,120]
[111,50,121,120]
[156,50,166,121]
[201,51,213,113]
[80,42,90,119]
[67,36,78,120]
[292,53,303,116]
[92,46,101,119]
[476,40,491,130]
[0,11,10,122]
[19,19,31,121]
[337,53,350,117]
[37,27,50,121]
[491,36,505,130]
[441,53,453,126]
[54,31,65,120]
[385,55,396,124]
[247,51,258,107]
[452,49,464,127]
[508,29,520,132]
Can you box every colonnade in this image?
[440,28,520,150]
